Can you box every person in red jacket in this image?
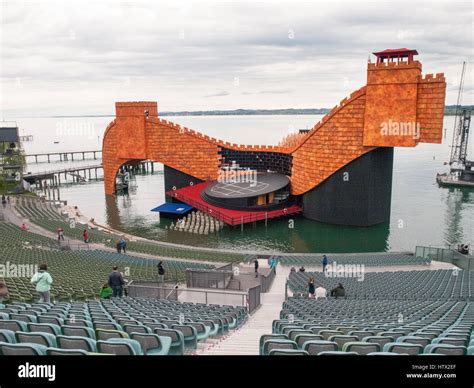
[83,229,89,243]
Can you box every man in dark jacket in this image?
[254,259,259,278]
[108,266,125,297]
[157,261,165,283]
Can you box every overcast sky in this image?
[1,0,472,117]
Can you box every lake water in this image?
[11,114,474,254]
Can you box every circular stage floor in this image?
[204,173,289,199]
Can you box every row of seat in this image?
[0,297,246,355]
[288,270,474,300]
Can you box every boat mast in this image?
[449,62,471,169]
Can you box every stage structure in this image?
[103,49,446,226]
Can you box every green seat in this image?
[268,349,308,355]
[0,329,17,343]
[152,328,185,355]
[57,335,97,352]
[262,339,297,356]
[342,341,380,354]
[424,344,466,355]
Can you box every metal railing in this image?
[127,283,249,308]
[167,190,301,225]
[186,268,240,290]
[260,266,276,293]
[415,245,473,271]
[247,284,261,314]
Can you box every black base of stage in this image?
[164,148,394,227]
[302,147,394,227]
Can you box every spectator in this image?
[299,266,306,272]
[99,283,113,299]
[57,227,64,241]
[331,283,346,299]
[116,240,122,254]
[6,196,10,204]
[157,261,165,283]
[31,264,53,303]
[120,238,127,254]
[0,281,9,304]
[21,223,27,231]
[315,285,327,300]
[83,229,89,243]
[290,267,296,273]
[322,255,328,273]
[1,195,6,208]
[254,259,259,278]
[108,266,125,298]
[308,276,315,299]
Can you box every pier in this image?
[24,150,102,163]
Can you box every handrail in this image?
[167,190,301,225]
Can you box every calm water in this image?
[12,115,474,254]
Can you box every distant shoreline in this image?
[9,105,472,119]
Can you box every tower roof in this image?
[373,48,418,57]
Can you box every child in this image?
[99,283,113,299]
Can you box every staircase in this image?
[198,267,289,355]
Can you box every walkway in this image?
[198,265,290,355]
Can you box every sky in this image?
[0,0,473,117]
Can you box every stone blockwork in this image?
[102,53,446,196]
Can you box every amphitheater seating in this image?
[288,271,474,300]
[255,253,430,267]
[261,296,474,356]
[0,297,246,355]
[13,197,250,263]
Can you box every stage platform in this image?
[167,182,302,226]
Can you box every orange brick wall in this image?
[417,74,446,143]
[103,56,446,196]
[290,88,374,195]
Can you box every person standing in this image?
[254,259,259,278]
[157,261,165,283]
[120,238,127,254]
[30,264,53,303]
[322,254,328,273]
[0,281,9,304]
[308,276,315,299]
[108,266,124,298]
[83,229,89,243]
[57,227,64,241]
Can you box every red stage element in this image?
[166,182,302,226]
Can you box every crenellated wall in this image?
[102,54,446,202]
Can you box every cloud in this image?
[0,0,472,117]
[205,91,230,98]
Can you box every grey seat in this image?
[62,325,96,339]
[27,323,62,335]
[383,343,424,355]
[303,340,338,355]
[129,333,172,355]
[96,338,144,355]
[424,344,466,355]
[268,349,308,355]
[16,331,57,347]
[262,339,297,355]
[46,347,89,355]
[56,335,97,352]
[0,342,47,355]
[342,341,380,354]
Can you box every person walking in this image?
[308,276,315,299]
[0,281,9,304]
[83,229,89,243]
[254,259,259,278]
[322,254,328,273]
[157,261,165,283]
[57,227,64,241]
[108,266,125,298]
[1,195,6,208]
[120,238,127,254]
[116,240,122,254]
[30,264,53,303]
